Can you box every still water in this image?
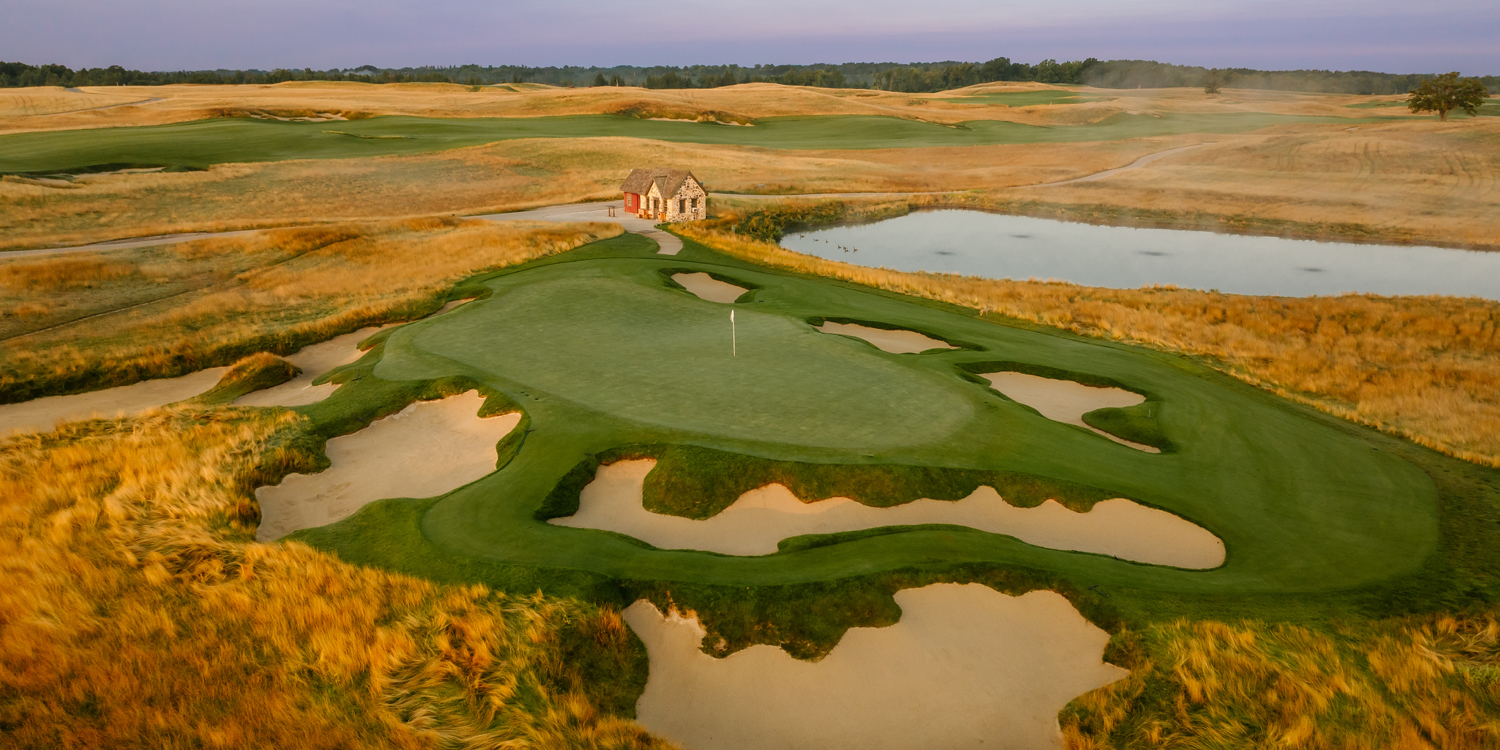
[781,210,1500,300]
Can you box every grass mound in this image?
[189,352,299,405]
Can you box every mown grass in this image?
[0,407,667,749]
[680,205,1500,466]
[0,217,621,403]
[0,111,1386,173]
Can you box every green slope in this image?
[290,233,1440,617]
[0,111,1381,173]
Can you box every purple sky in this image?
[5,0,1497,74]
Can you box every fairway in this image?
[0,111,1383,172]
[295,233,1438,605]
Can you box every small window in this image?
[690,197,698,209]
[679,198,686,213]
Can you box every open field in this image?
[5,78,1500,749]
[3,119,1497,253]
[0,112,1391,173]
[1,81,1453,136]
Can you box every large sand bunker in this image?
[671,272,748,304]
[551,460,1223,568]
[815,321,956,354]
[235,326,388,408]
[255,391,519,541]
[625,583,1129,750]
[983,371,1159,452]
[0,367,229,436]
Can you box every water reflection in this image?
[782,210,1500,300]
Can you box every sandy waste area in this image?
[551,459,1223,567]
[983,371,1159,452]
[625,582,1129,750]
[255,390,518,541]
[671,272,748,303]
[0,367,229,436]
[815,321,956,354]
[235,326,389,408]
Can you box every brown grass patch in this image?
[0,256,139,289]
[1062,616,1500,748]
[679,221,1500,465]
[0,407,667,749]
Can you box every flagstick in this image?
[731,309,737,357]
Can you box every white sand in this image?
[672,272,748,304]
[235,326,388,408]
[254,391,520,541]
[983,371,1160,453]
[551,460,1224,568]
[0,368,229,436]
[625,583,1129,750]
[815,321,956,354]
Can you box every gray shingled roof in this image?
[620,168,699,197]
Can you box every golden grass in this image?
[678,221,1500,466]
[11,116,1497,254]
[0,256,138,289]
[0,407,670,749]
[0,81,1410,136]
[1062,614,1500,749]
[0,217,622,401]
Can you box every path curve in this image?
[1027,143,1210,187]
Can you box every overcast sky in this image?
[6,0,1497,74]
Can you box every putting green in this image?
[0,111,1385,173]
[378,270,972,450]
[294,233,1439,606]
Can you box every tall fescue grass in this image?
[0,217,622,402]
[678,222,1500,465]
[0,407,668,748]
[1062,615,1500,748]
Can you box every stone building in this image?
[621,168,707,223]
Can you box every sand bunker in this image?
[0,367,229,436]
[672,272,748,304]
[815,321,956,354]
[254,391,519,541]
[625,583,1128,750]
[235,326,389,408]
[983,371,1159,452]
[551,460,1223,567]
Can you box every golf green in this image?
[295,233,1439,604]
[0,111,1384,173]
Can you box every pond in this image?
[781,210,1500,300]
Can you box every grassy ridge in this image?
[0,111,1383,172]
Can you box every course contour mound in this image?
[235,325,389,408]
[624,582,1128,750]
[551,459,1224,568]
[255,390,519,541]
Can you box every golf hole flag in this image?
[730,310,737,357]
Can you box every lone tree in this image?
[1203,70,1224,95]
[1407,72,1489,121]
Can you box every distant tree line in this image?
[3,59,1495,95]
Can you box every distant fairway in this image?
[300,233,1438,602]
[0,111,1382,172]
